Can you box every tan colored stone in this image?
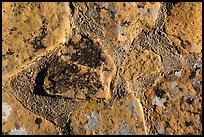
[2,2,71,80]
[2,2,202,135]
[123,50,162,81]
[164,2,202,54]
[70,93,147,135]
[76,2,161,44]
[141,65,202,135]
[43,34,117,99]
[2,91,60,135]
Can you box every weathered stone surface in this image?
[2,2,71,80]
[43,34,116,99]
[123,50,162,81]
[73,2,161,44]
[2,58,86,134]
[141,60,202,135]
[164,2,202,54]
[2,2,202,135]
[70,93,147,135]
[2,91,60,135]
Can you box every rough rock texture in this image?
[2,2,202,135]
[2,51,86,134]
[142,64,202,135]
[70,93,147,135]
[2,91,60,135]
[123,50,162,81]
[73,2,161,44]
[2,2,71,80]
[164,2,202,54]
[43,34,116,99]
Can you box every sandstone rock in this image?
[2,2,71,80]
[70,93,147,135]
[2,91,60,135]
[141,65,202,135]
[123,50,162,81]
[164,2,202,54]
[3,60,86,134]
[2,2,202,135]
[74,2,161,44]
[42,34,116,99]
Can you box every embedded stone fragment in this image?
[43,34,116,99]
[70,93,147,135]
[3,33,117,134]
[2,2,71,79]
[164,2,202,54]
[3,57,86,133]
[123,50,162,81]
[74,2,161,44]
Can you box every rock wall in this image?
[2,2,202,135]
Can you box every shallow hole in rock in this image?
[189,70,196,79]
[155,88,166,98]
[185,121,193,127]
[186,97,194,105]
[163,101,168,107]
[35,118,43,125]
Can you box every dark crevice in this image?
[189,70,196,79]
[165,2,178,15]
[152,105,157,111]
[69,2,75,16]
[33,67,48,96]
[189,65,200,79]
[155,88,166,98]
[174,46,181,54]
[62,119,73,135]
[186,97,194,105]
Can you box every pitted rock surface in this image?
[164,2,202,54]
[43,34,116,99]
[73,2,161,44]
[2,2,202,135]
[2,2,71,80]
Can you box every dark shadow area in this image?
[69,2,75,15]
[33,67,48,96]
[62,119,73,135]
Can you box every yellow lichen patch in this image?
[70,93,147,135]
[164,2,202,54]
[123,50,162,81]
[2,90,60,135]
[2,2,71,79]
